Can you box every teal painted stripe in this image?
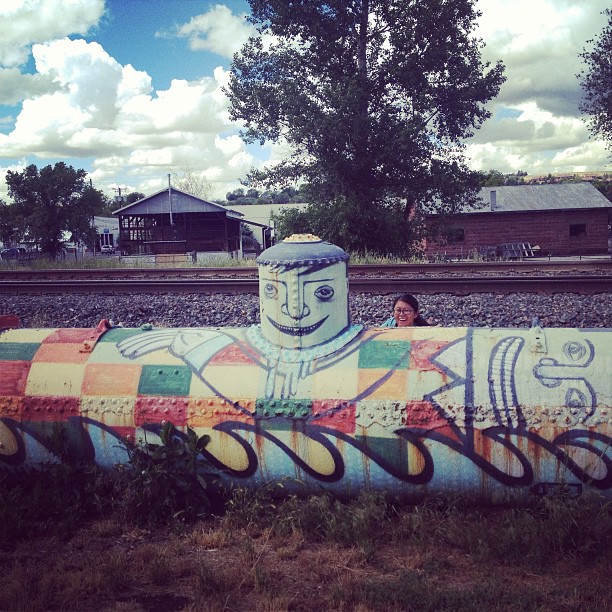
[138,365,192,396]
[99,328,144,342]
[358,340,410,369]
[0,342,40,361]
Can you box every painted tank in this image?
[0,235,610,503]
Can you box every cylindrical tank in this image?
[0,235,610,503]
[1,320,610,502]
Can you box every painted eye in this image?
[264,283,278,299]
[563,341,587,361]
[314,285,334,301]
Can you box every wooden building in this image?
[425,183,612,258]
[113,188,244,256]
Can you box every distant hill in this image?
[524,171,611,184]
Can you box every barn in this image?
[113,188,244,257]
[425,183,612,258]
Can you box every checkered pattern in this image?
[0,326,451,443]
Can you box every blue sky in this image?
[92,1,249,90]
[0,0,610,203]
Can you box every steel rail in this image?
[0,259,611,282]
[1,275,611,295]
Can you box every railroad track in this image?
[1,275,611,294]
[1,258,611,281]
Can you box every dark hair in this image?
[392,293,430,326]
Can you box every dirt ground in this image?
[1,503,611,612]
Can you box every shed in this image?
[113,188,244,256]
[426,183,612,258]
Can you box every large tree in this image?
[579,8,612,154]
[226,0,505,255]
[5,162,107,257]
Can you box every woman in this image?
[381,293,430,327]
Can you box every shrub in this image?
[113,421,223,526]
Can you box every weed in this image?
[103,551,133,592]
[146,555,172,586]
[331,570,559,611]
[346,250,426,265]
[194,561,228,600]
[272,528,305,559]
[241,537,258,563]
[1,250,427,272]
[182,524,230,549]
[0,485,610,611]
[253,564,273,594]
[114,421,223,527]
[270,490,392,548]
[223,482,284,529]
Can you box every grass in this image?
[0,250,428,270]
[1,425,609,610]
[1,463,610,611]
[0,254,260,270]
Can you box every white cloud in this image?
[0,0,104,67]
[477,0,610,115]
[468,0,612,173]
[0,68,59,105]
[0,157,28,201]
[215,134,244,156]
[551,140,610,170]
[0,33,257,197]
[1,0,611,204]
[174,4,255,58]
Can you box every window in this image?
[569,223,587,237]
[447,228,465,243]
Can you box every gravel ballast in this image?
[2,292,611,329]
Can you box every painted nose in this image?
[281,301,311,320]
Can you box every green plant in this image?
[116,421,223,526]
[223,482,289,530]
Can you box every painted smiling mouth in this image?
[267,315,328,336]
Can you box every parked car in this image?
[1,247,26,260]
[100,244,115,254]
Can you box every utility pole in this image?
[113,187,128,204]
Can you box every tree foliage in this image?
[226,0,505,255]
[477,169,527,187]
[172,170,212,200]
[592,177,612,203]
[125,192,146,204]
[579,9,612,153]
[224,185,306,204]
[5,162,107,257]
[0,199,19,246]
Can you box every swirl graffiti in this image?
[3,416,609,492]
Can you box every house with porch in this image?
[113,188,244,258]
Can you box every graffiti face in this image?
[259,261,349,349]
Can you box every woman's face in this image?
[393,300,418,327]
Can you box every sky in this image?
[0,0,610,204]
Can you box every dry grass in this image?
[1,491,610,612]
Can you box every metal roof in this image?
[112,188,243,219]
[465,183,612,214]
